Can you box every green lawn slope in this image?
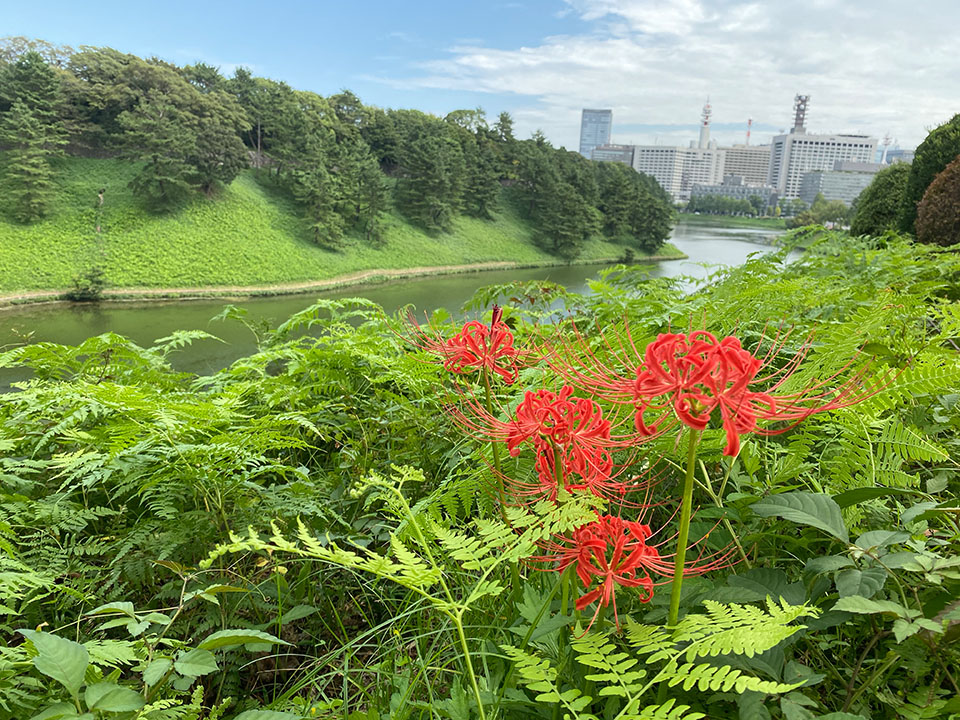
[0,157,682,293]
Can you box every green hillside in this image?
[0,157,679,293]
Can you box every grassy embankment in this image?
[0,157,684,296]
[675,213,787,230]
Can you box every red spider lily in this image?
[450,384,637,503]
[402,304,523,384]
[535,513,730,629]
[543,323,879,457]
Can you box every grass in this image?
[676,213,787,230]
[0,157,683,293]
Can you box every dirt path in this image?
[0,254,685,308]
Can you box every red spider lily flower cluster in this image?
[402,308,878,624]
[403,304,523,384]
[452,384,632,503]
[536,512,733,628]
[545,325,878,457]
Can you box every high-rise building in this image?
[721,145,771,186]
[632,146,726,201]
[767,95,877,198]
[591,144,635,165]
[799,161,883,206]
[579,109,612,158]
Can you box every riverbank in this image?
[0,158,681,297]
[0,250,686,308]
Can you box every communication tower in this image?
[746,117,753,146]
[792,94,809,133]
[698,99,712,148]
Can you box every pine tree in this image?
[462,136,500,219]
[119,88,195,210]
[0,99,60,222]
[0,51,66,222]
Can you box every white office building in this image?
[720,145,771,186]
[632,146,726,202]
[769,132,877,199]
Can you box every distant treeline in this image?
[0,37,673,258]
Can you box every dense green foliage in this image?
[1,230,958,718]
[0,38,674,265]
[916,155,960,246]
[849,162,911,236]
[786,193,851,229]
[0,157,681,292]
[898,113,960,234]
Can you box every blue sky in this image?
[5,1,959,149]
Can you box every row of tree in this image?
[685,194,769,216]
[0,37,674,258]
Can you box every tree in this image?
[393,112,465,232]
[119,88,196,210]
[461,134,500,219]
[535,181,598,260]
[494,111,514,143]
[849,163,910,236]
[0,99,60,221]
[0,50,62,116]
[0,52,65,221]
[915,155,960,246]
[898,113,960,233]
[356,156,388,245]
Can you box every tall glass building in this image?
[579,109,612,158]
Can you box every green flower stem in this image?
[667,430,701,629]
[482,366,521,606]
[481,367,508,514]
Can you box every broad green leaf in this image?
[174,648,218,677]
[142,657,173,687]
[832,487,920,508]
[19,630,89,698]
[819,714,869,719]
[279,604,318,624]
[86,602,136,619]
[84,682,145,712]
[233,711,305,719]
[902,502,943,525]
[197,629,287,651]
[752,492,848,542]
[28,703,79,720]
[805,556,854,574]
[893,619,920,643]
[854,531,909,551]
[835,569,886,598]
[833,596,909,617]
[727,568,805,605]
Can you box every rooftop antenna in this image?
[880,133,893,163]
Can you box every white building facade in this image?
[768,132,877,199]
[720,145,771,186]
[632,146,726,201]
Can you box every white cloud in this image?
[395,0,960,150]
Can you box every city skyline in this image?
[3,0,957,150]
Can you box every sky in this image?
[4,0,958,150]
